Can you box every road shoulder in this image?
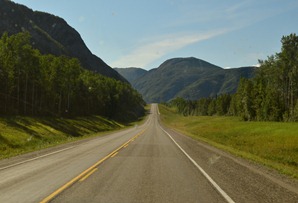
[161,124,298,202]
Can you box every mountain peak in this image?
[115,57,256,103]
[159,57,222,71]
[0,0,126,82]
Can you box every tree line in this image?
[167,33,298,122]
[168,94,231,117]
[0,32,145,121]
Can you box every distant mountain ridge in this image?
[114,67,147,84]
[0,0,125,81]
[115,57,256,103]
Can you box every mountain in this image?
[115,57,256,103]
[0,0,125,81]
[114,68,147,84]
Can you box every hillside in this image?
[114,68,147,84]
[115,57,256,103]
[0,0,125,81]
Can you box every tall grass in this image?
[159,105,298,178]
[0,105,149,160]
[0,116,124,160]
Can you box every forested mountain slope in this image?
[163,34,298,122]
[115,57,256,103]
[0,0,145,120]
[0,0,125,81]
[0,32,145,119]
[114,68,147,84]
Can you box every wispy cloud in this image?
[225,0,298,27]
[111,1,298,69]
[225,1,251,14]
[110,29,230,68]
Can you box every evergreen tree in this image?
[0,32,145,120]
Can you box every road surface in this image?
[0,104,297,202]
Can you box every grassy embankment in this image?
[159,105,298,178]
[0,107,149,160]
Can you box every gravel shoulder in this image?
[162,124,298,202]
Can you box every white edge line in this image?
[0,120,144,171]
[157,105,160,115]
[0,121,147,172]
[160,126,235,203]
[0,146,76,171]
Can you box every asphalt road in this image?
[0,104,297,202]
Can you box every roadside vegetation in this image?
[161,34,298,178]
[0,32,148,160]
[0,116,120,160]
[168,34,298,122]
[159,104,298,178]
[0,110,149,160]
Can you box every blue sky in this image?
[12,0,298,70]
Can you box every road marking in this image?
[40,128,146,203]
[111,152,118,158]
[0,146,76,171]
[160,126,235,203]
[123,144,129,148]
[156,104,161,115]
[79,168,98,182]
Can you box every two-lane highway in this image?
[0,104,297,202]
[50,104,226,202]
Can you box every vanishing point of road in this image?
[0,104,297,202]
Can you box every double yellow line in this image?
[40,129,146,203]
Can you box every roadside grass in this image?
[159,105,298,179]
[0,108,149,160]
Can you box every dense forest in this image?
[0,32,145,121]
[168,34,298,122]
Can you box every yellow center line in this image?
[40,128,147,203]
[79,168,98,182]
[111,151,118,158]
[123,144,129,148]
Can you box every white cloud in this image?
[110,29,230,68]
[110,1,298,69]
